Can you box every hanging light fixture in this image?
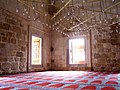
[61,0,64,3]
[16,0,19,12]
[45,13,47,17]
[41,2,44,7]
[51,0,55,5]
[15,0,120,36]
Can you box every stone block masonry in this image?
[92,24,120,72]
[0,8,28,74]
[51,24,120,72]
[0,7,51,74]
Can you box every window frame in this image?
[29,30,43,67]
[67,36,87,66]
[31,35,42,65]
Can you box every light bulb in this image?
[32,6,35,10]
[33,17,36,20]
[83,0,85,2]
[42,22,44,25]
[70,17,73,19]
[23,12,25,15]
[61,0,64,3]
[57,21,59,24]
[67,12,70,15]
[16,8,18,12]
[24,8,27,11]
[49,26,51,28]
[28,16,30,18]
[73,22,75,25]
[35,12,38,15]
[113,9,116,12]
[116,15,119,18]
[45,14,47,16]
[55,23,57,25]
[51,3,53,5]
[82,12,84,15]
[52,27,54,30]
[112,22,115,24]
[67,18,69,20]
[70,21,72,23]
[60,18,62,21]
[41,4,44,7]
[72,9,74,12]
[26,11,28,14]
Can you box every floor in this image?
[0,71,120,90]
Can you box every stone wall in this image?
[0,8,28,74]
[51,24,120,72]
[0,7,51,74]
[92,24,120,72]
[28,26,51,72]
[51,30,91,71]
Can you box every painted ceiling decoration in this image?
[15,0,119,36]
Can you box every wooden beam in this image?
[51,0,101,20]
[69,0,100,7]
[68,2,120,30]
[21,0,42,3]
[51,0,72,20]
[69,14,99,30]
[58,23,69,30]
[77,7,120,15]
[20,0,52,6]
[73,15,81,23]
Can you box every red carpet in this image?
[0,71,120,90]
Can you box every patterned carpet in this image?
[0,71,120,90]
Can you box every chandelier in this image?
[15,0,119,37]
